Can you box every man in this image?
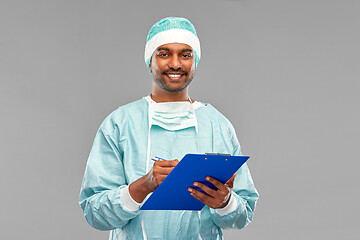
[79,17,259,240]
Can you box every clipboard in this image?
[140,153,249,211]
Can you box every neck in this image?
[151,88,192,103]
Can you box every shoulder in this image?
[99,98,148,135]
[197,102,238,139]
[114,98,148,117]
[196,102,233,126]
[201,102,242,153]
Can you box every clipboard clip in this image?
[205,153,231,156]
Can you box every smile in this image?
[164,72,186,80]
[167,74,182,78]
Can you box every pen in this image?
[151,156,166,161]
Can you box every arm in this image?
[191,118,259,229]
[187,161,258,229]
[79,127,140,230]
[208,140,259,229]
[79,127,179,230]
[209,160,259,229]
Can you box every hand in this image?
[144,159,179,192]
[187,173,236,209]
[129,159,179,203]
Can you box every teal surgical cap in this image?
[144,17,201,71]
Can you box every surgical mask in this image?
[148,101,198,132]
[145,97,199,174]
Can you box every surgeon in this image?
[79,17,259,240]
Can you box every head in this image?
[149,42,195,92]
[144,17,201,93]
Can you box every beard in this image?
[153,72,194,92]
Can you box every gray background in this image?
[1,0,359,239]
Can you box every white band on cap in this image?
[144,28,201,63]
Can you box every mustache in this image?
[162,69,187,74]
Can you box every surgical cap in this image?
[144,17,201,70]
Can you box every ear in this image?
[149,59,152,73]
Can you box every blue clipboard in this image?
[140,153,249,211]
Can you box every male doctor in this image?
[79,17,259,240]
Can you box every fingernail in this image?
[188,188,192,192]
[193,182,198,186]
[206,177,210,181]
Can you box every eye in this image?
[181,53,193,59]
[157,52,169,58]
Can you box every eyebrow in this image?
[181,49,193,53]
[157,47,170,51]
[157,47,193,53]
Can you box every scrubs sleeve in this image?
[209,127,259,229]
[79,127,141,231]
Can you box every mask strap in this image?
[146,103,153,174]
[141,103,153,240]
[146,127,151,174]
[193,100,202,237]
[141,217,148,240]
[198,211,203,240]
[196,131,201,153]
[191,102,201,152]
[190,100,198,134]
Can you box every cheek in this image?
[151,58,166,74]
[188,61,196,73]
[187,58,195,70]
[150,63,158,74]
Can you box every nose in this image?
[168,55,181,70]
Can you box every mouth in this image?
[163,72,186,80]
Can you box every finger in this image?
[197,180,230,208]
[205,176,228,192]
[192,181,217,197]
[155,160,179,167]
[187,187,217,208]
[153,167,175,176]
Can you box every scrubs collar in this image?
[144,95,204,110]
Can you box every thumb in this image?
[225,173,236,188]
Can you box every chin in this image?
[154,76,193,93]
[163,86,187,93]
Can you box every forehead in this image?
[156,43,193,52]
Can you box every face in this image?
[150,43,196,93]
